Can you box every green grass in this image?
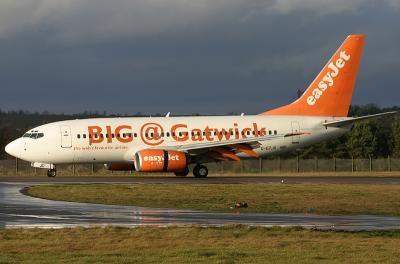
[1,226,400,263]
[28,183,400,216]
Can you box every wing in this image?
[152,132,307,162]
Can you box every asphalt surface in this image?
[2,176,400,184]
[1,177,400,231]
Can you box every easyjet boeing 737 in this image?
[5,35,396,177]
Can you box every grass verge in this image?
[1,226,400,264]
[28,183,400,216]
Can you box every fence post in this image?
[278,156,281,172]
[241,160,244,174]
[91,163,94,176]
[34,167,37,176]
[314,156,318,172]
[259,157,262,174]
[296,155,300,173]
[388,155,391,172]
[369,156,372,172]
[351,155,354,172]
[72,164,75,176]
[15,158,18,176]
[333,155,336,172]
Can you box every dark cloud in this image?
[0,0,399,115]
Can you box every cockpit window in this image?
[23,132,44,139]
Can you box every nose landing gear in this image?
[47,169,57,177]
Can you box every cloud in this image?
[269,0,367,15]
[0,0,399,114]
[0,0,398,43]
[0,0,250,43]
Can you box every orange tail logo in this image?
[260,34,365,117]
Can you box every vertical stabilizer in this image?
[260,35,365,117]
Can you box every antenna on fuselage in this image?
[165,112,171,117]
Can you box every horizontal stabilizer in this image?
[322,111,397,127]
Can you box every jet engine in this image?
[134,149,187,172]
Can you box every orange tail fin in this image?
[260,34,365,117]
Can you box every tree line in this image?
[1,105,399,159]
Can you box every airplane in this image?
[4,34,396,178]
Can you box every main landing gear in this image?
[174,165,209,178]
[193,164,208,178]
[174,167,190,177]
[47,169,57,177]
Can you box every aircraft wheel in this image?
[193,165,208,178]
[47,169,57,177]
[174,167,189,177]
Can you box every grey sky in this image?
[1,0,400,115]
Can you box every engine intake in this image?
[134,149,187,172]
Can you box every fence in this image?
[0,156,399,176]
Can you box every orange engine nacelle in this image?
[134,149,187,172]
[104,163,135,171]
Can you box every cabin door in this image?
[60,125,72,148]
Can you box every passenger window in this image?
[83,134,87,139]
[247,131,250,136]
[77,134,81,139]
[166,132,170,137]
[112,133,115,138]
[30,133,38,139]
[100,134,104,138]
[274,130,277,135]
[134,133,137,138]
[89,134,92,139]
[123,133,126,138]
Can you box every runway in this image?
[1,175,400,184]
[1,179,400,231]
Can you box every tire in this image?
[47,169,57,177]
[193,165,208,178]
[174,167,189,177]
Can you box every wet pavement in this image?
[0,181,399,231]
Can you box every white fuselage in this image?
[6,115,350,165]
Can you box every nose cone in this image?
[5,140,19,158]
